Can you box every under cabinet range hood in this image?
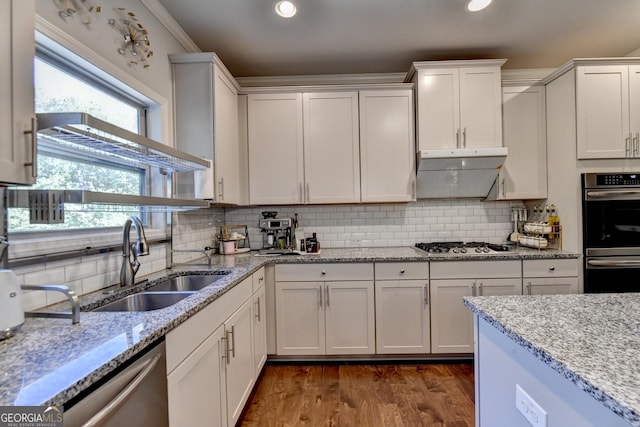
[415,147,508,199]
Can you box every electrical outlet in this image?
[516,384,548,427]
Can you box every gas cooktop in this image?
[414,241,510,254]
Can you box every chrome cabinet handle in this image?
[471,282,477,297]
[23,117,37,178]
[255,297,261,321]
[400,269,405,274]
[306,182,310,203]
[424,283,429,306]
[478,282,483,296]
[501,178,506,198]
[319,286,323,307]
[218,178,224,201]
[456,128,461,149]
[221,333,229,364]
[229,325,235,358]
[325,286,330,307]
[635,132,639,156]
[549,266,555,271]
[525,282,531,295]
[81,352,162,427]
[627,133,632,157]
[463,127,467,148]
[258,276,264,283]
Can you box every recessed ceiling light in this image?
[466,0,492,12]
[275,0,297,18]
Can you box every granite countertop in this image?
[465,293,640,426]
[0,246,578,408]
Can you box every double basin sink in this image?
[93,273,229,312]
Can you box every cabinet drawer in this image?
[252,267,266,293]
[275,263,373,281]
[523,259,578,277]
[166,276,252,373]
[430,260,520,279]
[375,262,428,280]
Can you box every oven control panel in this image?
[584,173,640,187]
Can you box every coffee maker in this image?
[259,212,293,250]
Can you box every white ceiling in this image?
[156,0,640,78]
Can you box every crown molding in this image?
[541,57,640,84]
[501,68,556,87]
[141,0,201,53]
[236,72,407,88]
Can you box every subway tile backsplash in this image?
[225,200,519,249]
[13,200,517,310]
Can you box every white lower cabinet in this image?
[374,262,430,354]
[252,268,267,374]
[430,261,521,354]
[166,272,267,427]
[224,298,255,427]
[523,259,579,295]
[167,325,226,427]
[275,263,375,355]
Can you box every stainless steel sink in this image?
[93,291,195,312]
[146,273,228,292]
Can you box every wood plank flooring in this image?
[239,363,475,427]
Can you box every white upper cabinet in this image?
[170,53,243,204]
[0,0,36,185]
[498,85,547,200]
[359,89,416,202]
[247,93,304,205]
[576,65,631,159]
[303,92,361,203]
[410,60,506,152]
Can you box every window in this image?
[8,56,150,232]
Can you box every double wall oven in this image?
[582,172,640,293]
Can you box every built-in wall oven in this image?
[582,172,640,293]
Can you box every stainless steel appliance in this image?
[63,340,168,427]
[414,241,510,254]
[582,172,640,293]
[259,212,293,250]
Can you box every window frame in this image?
[8,30,171,259]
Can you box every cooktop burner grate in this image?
[414,241,510,254]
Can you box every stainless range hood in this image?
[415,147,508,199]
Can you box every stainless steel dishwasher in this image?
[63,340,168,427]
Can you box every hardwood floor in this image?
[239,363,475,427]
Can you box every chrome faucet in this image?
[120,216,149,286]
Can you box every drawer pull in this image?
[549,267,555,271]
[321,271,326,276]
[400,269,405,274]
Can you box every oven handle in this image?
[585,190,640,200]
[587,259,640,268]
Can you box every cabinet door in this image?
[224,298,255,427]
[252,285,267,375]
[214,69,240,204]
[500,86,547,199]
[524,277,578,295]
[459,66,503,149]
[0,0,35,185]
[275,281,325,355]
[477,278,522,296]
[248,93,304,204]
[430,279,474,354]
[359,90,415,202]
[325,281,375,355]
[628,65,640,153]
[416,68,460,151]
[576,65,630,159]
[375,280,430,354]
[303,92,360,203]
[167,325,226,427]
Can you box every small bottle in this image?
[548,205,560,239]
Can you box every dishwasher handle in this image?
[81,353,162,427]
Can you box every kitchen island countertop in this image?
[465,293,640,426]
[0,246,578,408]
